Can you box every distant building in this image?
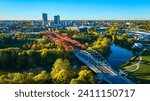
[66,27,79,31]
[132,43,143,48]
[54,15,60,25]
[42,13,48,27]
[79,27,88,33]
[127,31,150,41]
[96,29,106,35]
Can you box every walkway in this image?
[125,56,142,72]
[124,48,146,72]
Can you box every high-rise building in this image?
[42,13,48,27]
[54,15,60,25]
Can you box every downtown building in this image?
[54,15,60,26]
[42,13,48,28]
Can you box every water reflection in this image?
[107,44,133,69]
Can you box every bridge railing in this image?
[73,49,134,84]
[74,49,117,75]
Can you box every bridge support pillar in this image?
[96,75,103,84]
[97,79,102,84]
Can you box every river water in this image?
[107,44,133,69]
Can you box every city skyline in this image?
[0,0,150,20]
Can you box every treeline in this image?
[0,71,51,84]
[137,21,150,31]
[105,26,133,47]
[0,47,74,69]
[23,35,61,50]
[0,58,95,84]
[88,35,111,56]
[72,33,98,46]
[0,34,12,48]
[114,33,133,47]
[0,33,43,49]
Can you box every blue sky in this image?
[0,0,150,20]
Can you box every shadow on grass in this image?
[128,73,150,84]
[129,77,150,84]
[141,60,150,65]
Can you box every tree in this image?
[51,59,70,77]
[41,36,50,44]
[0,71,50,84]
[26,50,38,68]
[34,71,50,83]
[70,68,95,84]
[0,75,10,84]
[0,50,10,68]
[115,33,133,47]
[17,51,28,68]
[53,69,74,84]
[9,73,25,84]
[0,48,20,68]
[31,44,37,50]
[0,34,11,48]
[51,58,77,84]
[23,73,34,83]
[78,70,94,83]
[70,78,79,84]
[88,35,111,56]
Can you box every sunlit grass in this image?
[128,49,150,83]
[124,65,137,72]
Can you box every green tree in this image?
[34,71,50,83]
[70,68,95,84]
[0,75,10,84]
[17,51,28,68]
[53,69,74,84]
[51,58,77,84]
[9,73,25,84]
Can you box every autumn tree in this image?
[88,35,111,56]
[70,66,95,84]
[51,58,77,84]
[34,71,50,83]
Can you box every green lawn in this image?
[127,49,150,84]
[120,55,139,68]
[127,56,139,66]
[124,65,137,72]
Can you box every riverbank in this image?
[120,49,150,84]
[107,44,133,69]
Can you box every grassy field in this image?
[124,65,137,72]
[127,49,150,84]
[121,56,139,67]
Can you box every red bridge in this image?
[43,31,87,50]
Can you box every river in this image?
[107,44,133,69]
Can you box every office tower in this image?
[31,21,34,34]
[42,13,48,27]
[54,15,60,25]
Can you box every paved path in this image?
[124,48,146,72]
[125,56,142,72]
